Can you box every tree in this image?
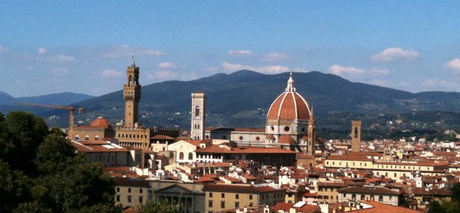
[451,182,460,203]
[137,198,182,213]
[0,111,122,213]
[428,201,446,213]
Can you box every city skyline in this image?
[2,1,460,97]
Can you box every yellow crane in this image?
[23,103,85,139]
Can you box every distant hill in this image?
[0,92,94,116]
[22,70,460,132]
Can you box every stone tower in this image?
[123,59,141,128]
[191,92,206,140]
[351,120,362,152]
[307,106,316,155]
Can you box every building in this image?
[151,181,206,213]
[198,73,319,155]
[114,178,151,208]
[191,92,206,140]
[337,185,401,206]
[202,184,286,212]
[72,116,115,141]
[71,140,137,167]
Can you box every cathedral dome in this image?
[266,73,311,121]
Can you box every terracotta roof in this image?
[279,135,296,144]
[195,145,296,154]
[266,134,275,140]
[151,135,175,140]
[326,155,373,161]
[338,186,401,195]
[89,117,112,128]
[267,73,310,121]
[412,187,450,196]
[271,202,321,213]
[202,184,285,194]
[351,200,421,213]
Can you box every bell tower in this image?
[123,59,141,128]
[191,92,206,140]
[351,120,362,152]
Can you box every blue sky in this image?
[1,1,460,97]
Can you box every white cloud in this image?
[228,50,253,57]
[422,79,457,88]
[370,47,420,62]
[444,59,460,72]
[221,62,290,74]
[103,45,164,58]
[55,54,75,62]
[50,68,71,75]
[206,66,220,73]
[147,70,178,81]
[221,62,256,71]
[158,62,177,69]
[0,46,10,53]
[292,68,307,72]
[102,69,123,78]
[37,48,47,55]
[262,52,290,62]
[328,65,365,75]
[368,68,390,76]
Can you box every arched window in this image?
[179,152,184,160]
[128,75,133,86]
[74,135,80,140]
[188,153,193,160]
[84,135,90,141]
[354,127,359,138]
[95,136,100,140]
[195,106,200,117]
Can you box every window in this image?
[221,201,225,209]
[379,195,383,202]
[235,194,239,199]
[116,187,120,192]
[188,152,193,160]
[127,195,132,203]
[209,192,213,198]
[139,196,143,203]
[249,195,253,200]
[139,189,143,193]
[239,136,243,140]
[361,195,365,200]
[284,126,290,132]
[235,202,240,208]
[179,152,184,160]
[208,200,213,207]
[221,193,225,198]
[128,188,131,193]
[95,136,100,140]
[195,106,200,117]
[116,195,120,202]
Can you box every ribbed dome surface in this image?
[267,73,310,120]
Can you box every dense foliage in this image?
[0,111,121,213]
[429,183,460,213]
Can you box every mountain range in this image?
[2,70,460,136]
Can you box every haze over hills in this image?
[0,92,94,106]
[3,70,460,136]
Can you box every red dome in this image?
[89,117,112,128]
[267,73,310,121]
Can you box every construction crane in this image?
[22,103,85,139]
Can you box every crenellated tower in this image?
[123,59,141,128]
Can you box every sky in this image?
[1,1,460,97]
